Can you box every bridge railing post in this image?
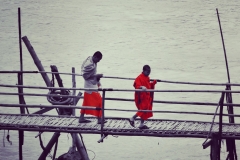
[225,85,237,160]
[100,90,106,141]
[217,92,225,160]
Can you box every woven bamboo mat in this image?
[1,114,240,138]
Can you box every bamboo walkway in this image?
[1,113,240,139]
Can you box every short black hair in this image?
[93,51,102,59]
[143,65,150,71]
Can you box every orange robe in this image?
[133,73,157,120]
[81,92,102,117]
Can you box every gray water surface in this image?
[1,0,240,159]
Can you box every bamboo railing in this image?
[1,70,240,160]
[1,70,240,86]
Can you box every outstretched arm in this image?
[150,80,157,89]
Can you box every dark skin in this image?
[139,68,151,89]
[142,68,151,77]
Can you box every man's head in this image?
[92,51,102,63]
[142,65,151,76]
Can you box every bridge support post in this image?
[69,67,89,160]
[226,139,237,160]
[225,86,237,160]
[71,133,90,160]
[38,132,60,160]
[22,36,52,87]
[210,133,221,160]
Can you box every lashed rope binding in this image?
[47,71,74,115]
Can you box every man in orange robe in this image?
[129,65,157,129]
[79,51,104,124]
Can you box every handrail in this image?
[0,103,100,110]
[1,92,240,107]
[1,84,240,93]
[1,103,240,117]
[1,70,240,86]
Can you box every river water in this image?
[1,0,240,160]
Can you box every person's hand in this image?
[96,74,103,81]
[152,80,157,85]
[96,74,103,78]
[97,82,102,88]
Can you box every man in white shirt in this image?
[79,51,104,124]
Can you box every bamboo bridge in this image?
[1,7,239,160]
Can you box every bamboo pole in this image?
[0,103,101,110]
[216,9,230,83]
[38,132,60,160]
[32,108,53,114]
[18,7,25,160]
[216,8,237,160]
[70,70,77,150]
[1,83,240,93]
[50,65,64,93]
[2,90,240,107]
[100,90,106,142]
[21,36,52,87]
[1,103,240,117]
[0,71,38,73]
[0,92,82,98]
[72,67,76,116]
[217,92,225,159]
[2,91,240,107]
[39,73,240,86]
[211,133,220,160]
[70,134,90,160]
[18,8,23,74]
[69,67,90,159]
[3,70,240,87]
